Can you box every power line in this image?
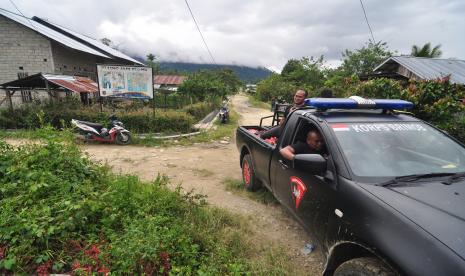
[7,0,39,32]
[183,0,217,65]
[359,0,376,43]
[8,0,26,17]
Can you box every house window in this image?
[21,90,32,103]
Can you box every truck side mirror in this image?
[293,154,327,174]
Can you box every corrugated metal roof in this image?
[374,56,465,84]
[154,75,188,85]
[0,8,110,59]
[33,17,144,65]
[44,74,98,93]
[0,73,98,93]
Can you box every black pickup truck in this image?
[236,98,465,276]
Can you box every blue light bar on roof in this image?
[304,96,414,110]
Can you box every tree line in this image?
[255,41,444,102]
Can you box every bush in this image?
[120,111,194,133]
[0,135,251,274]
[183,101,220,120]
[404,80,465,142]
[178,69,240,102]
[351,78,403,99]
[256,73,298,102]
[0,107,195,134]
[335,77,465,142]
[152,93,191,109]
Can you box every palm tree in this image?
[411,43,442,58]
[146,53,160,74]
[146,53,155,63]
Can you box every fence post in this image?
[6,90,14,111]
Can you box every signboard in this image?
[97,65,153,99]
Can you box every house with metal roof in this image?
[154,75,188,92]
[0,8,145,109]
[372,56,465,85]
[0,73,99,108]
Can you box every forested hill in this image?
[159,62,272,83]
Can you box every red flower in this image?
[85,245,101,258]
[97,265,110,275]
[72,261,82,270]
[36,260,52,276]
[0,245,7,260]
[159,251,171,274]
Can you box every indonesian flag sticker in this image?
[331,124,350,131]
[290,176,307,210]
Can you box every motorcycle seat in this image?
[75,120,104,130]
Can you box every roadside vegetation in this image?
[0,104,239,148]
[0,129,295,274]
[0,68,242,135]
[251,41,465,142]
[247,94,271,110]
[0,95,203,134]
[133,107,240,147]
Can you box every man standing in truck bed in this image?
[260,89,307,139]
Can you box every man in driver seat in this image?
[280,129,326,161]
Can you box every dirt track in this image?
[80,95,325,274]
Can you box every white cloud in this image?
[2,0,464,71]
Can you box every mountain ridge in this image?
[159,62,272,83]
[130,56,272,83]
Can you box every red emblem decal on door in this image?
[290,176,307,210]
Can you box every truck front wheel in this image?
[334,257,396,276]
[242,154,261,191]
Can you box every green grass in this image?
[0,109,238,148]
[0,101,239,148]
[223,177,278,205]
[0,129,293,274]
[134,107,240,147]
[0,127,68,140]
[247,94,271,110]
[180,108,239,144]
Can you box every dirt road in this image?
[83,94,324,274]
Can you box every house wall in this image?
[0,89,96,110]
[0,14,134,110]
[0,88,51,109]
[397,65,423,82]
[51,41,106,81]
[0,14,54,84]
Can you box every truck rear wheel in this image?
[334,257,396,276]
[242,154,261,191]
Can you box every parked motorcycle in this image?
[218,106,229,124]
[71,115,132,145]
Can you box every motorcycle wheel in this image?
[116,132,132,145]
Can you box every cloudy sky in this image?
[1,0,464,71]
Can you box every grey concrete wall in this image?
[0,14,133,110]
[51,41,103,81]
[51,42,134,81]
[0,14,54,84]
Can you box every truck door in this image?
[250,138,275,188]
[271,118,337,241]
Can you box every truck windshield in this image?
[331,122,465,179]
